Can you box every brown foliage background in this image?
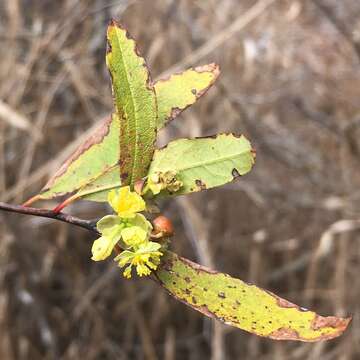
[1,0,360,359]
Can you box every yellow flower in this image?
[91,187,161,272]
[132,255,152,277]
[91,216,124,261]
[123,265,132,279]
[115,242,163,278]
[108,186,146,218]
[91,235,118,261]
[121,226,148,247]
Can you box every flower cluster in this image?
[91,186,163,278]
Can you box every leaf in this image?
[24,21,159,207]
[155,64,220,129]
[148,133,255,196]
[106,20,157,185]
[23,24,228,206]
[74,164,121,202]
[155,252,350,341]
[53,63,221,203]
[34,114,121,202]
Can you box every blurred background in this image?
[1,0,360,359]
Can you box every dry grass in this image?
[1,0,360,358]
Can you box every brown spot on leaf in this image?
[106,42,112,54]
[311,315,351,333]
[184,276,191,283]
[195,304,219,320]
[121,172,129,182]
[196,134,218,140]
[180,256,219,275]
[195,179,206,190]
[265,290,299,310]
[269,327,300,341]
[218,292,226,299]
[154,63,220,124]
[108,19,118,31]
[277,297,299,309]
[232,133,244,138]
[232,168,240,178]
[169,107,182,121]
[269,316,351,341]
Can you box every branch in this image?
[0,202,99,235]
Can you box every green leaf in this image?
[155,252,350,341]
[35,114,121,202]
[24,36,221,205]
[148,133,255,196]
[51,63,220,203]
[74,164,121,202]
[24,21,160,207]
[106,20,157,185]
[155,64,220,129]
[69,63,220,202]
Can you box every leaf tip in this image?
[194,62,220,78]
[107,19,132,40]
[108,18,120,30]
[311,314,351,340]
[268,315,351,342]
[107,19,128,43]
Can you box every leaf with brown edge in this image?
[23,114,121,208]
[154,64,220,129]
[106,20,157,186]
[155,252,350,341]
[147,133,255,197]
[24,20,159,208]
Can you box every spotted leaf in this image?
[155,252,350,341]
[107,20,157,186]
[147,133,255,196]
[155,64,220,129]
[22,114,121,207]
[24,20,158,208]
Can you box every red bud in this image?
[153,215,174,236]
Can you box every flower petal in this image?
[91,236,117,261]
[114,250,135,266]
[121,226,148,247]
[127,213,152,232]
[97,215,122,234]
[108,186,146,218]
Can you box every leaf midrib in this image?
[113,28,139,185]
